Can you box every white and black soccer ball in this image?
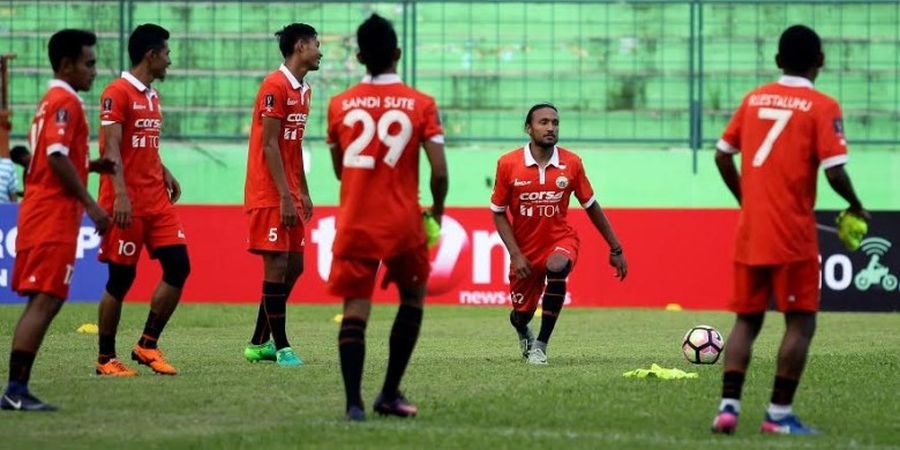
[681,325,724,364]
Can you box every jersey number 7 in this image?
[752,107,793,167]
[342,108,413,169]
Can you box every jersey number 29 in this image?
[342,108,413,169]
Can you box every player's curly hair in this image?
[357,14,397,77]
[778,25,822,73]
[525,103,558,126]
[276,23,317,58]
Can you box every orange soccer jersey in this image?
[244,65,312,211]
[489,144,595,260]
[98,72,170,216]
[326,74,444,260]
[13,80,90,299]
[718,75,849,265]
[16,80,90,250]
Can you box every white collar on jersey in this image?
[361,74,403,85]
[278,64,309,92]
[778,75,814,89]
[121,71,158,97]
[48,79,83,103]
[523,142,561,168]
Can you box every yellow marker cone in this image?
[332,313,344,323]
[77,323,99,334]
[665,303,683,311]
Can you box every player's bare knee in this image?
[156,245,191,289]
[105,262,137,302]
[786,311,816,339]
[344,298,372,321]
[262,252,289,281]
[545,258,571,276]
[30,293,64,317]
[737,312,765,335]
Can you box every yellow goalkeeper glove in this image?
[836,209,868,251]
[423,211,441,249]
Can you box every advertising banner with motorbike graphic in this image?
[2,204,896,311]
[818,211,899,311]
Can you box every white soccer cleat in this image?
[526,347,548,365]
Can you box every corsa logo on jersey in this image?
[519,191,564,202]
[286,113,308,123]
[134,118,161,129]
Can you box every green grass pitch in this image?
[0,304,898,449]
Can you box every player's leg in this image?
[244,208,296,364]
[284,251,304,298]
[131,244,190,375]
[329,256,379,421]
[713,263,770,434]
[509,308,535,357]
[96,262,138,376]
[509,261,542,360]
[375,245,430,417]
[266,248,305,366]
[258,251,302,366]
[533,253,573,361]
[340,297,371,421]
[761,259,820,435]
[2,293,63,411]
[96,222,142,376]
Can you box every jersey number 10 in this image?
[342,108,413,169]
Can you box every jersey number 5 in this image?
[342,108,413,169]
[753,107,793,167]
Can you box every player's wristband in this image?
[610,247,623,256]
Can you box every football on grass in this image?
[682,325,724,364]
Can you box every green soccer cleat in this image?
[244,341,277,363]
[276,347,304,367]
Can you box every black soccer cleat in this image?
[346,405,366,422]
[373,392,418,418]
[1,391,58,412]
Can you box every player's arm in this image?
[584,203,627,280]
[329,143,343,180]
[824,165,868,220]
[492,211,531,279]
[6,170,17,202]
[490,160,530,279]
[714,150,741,205]
[262,116,298,227]
[298,151,313,222]
[47,153,110,234]
[101,123,133,228]
[161,164,182,203]
[423,140,448,222]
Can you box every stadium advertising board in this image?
[1,205,897,311]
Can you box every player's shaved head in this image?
[777,25,823,73]
[525,103,558,126]
[357,14,398,77]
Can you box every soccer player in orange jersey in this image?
[94,24,190,377]
[491,104,627,366]
[326,14,448,421]
[3,30,113,411]
[242,23,320,367]
[711,25,868,435]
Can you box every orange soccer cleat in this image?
[131,345,177,375]
[95,358,139,377]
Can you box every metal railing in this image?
[2,0,898,152]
